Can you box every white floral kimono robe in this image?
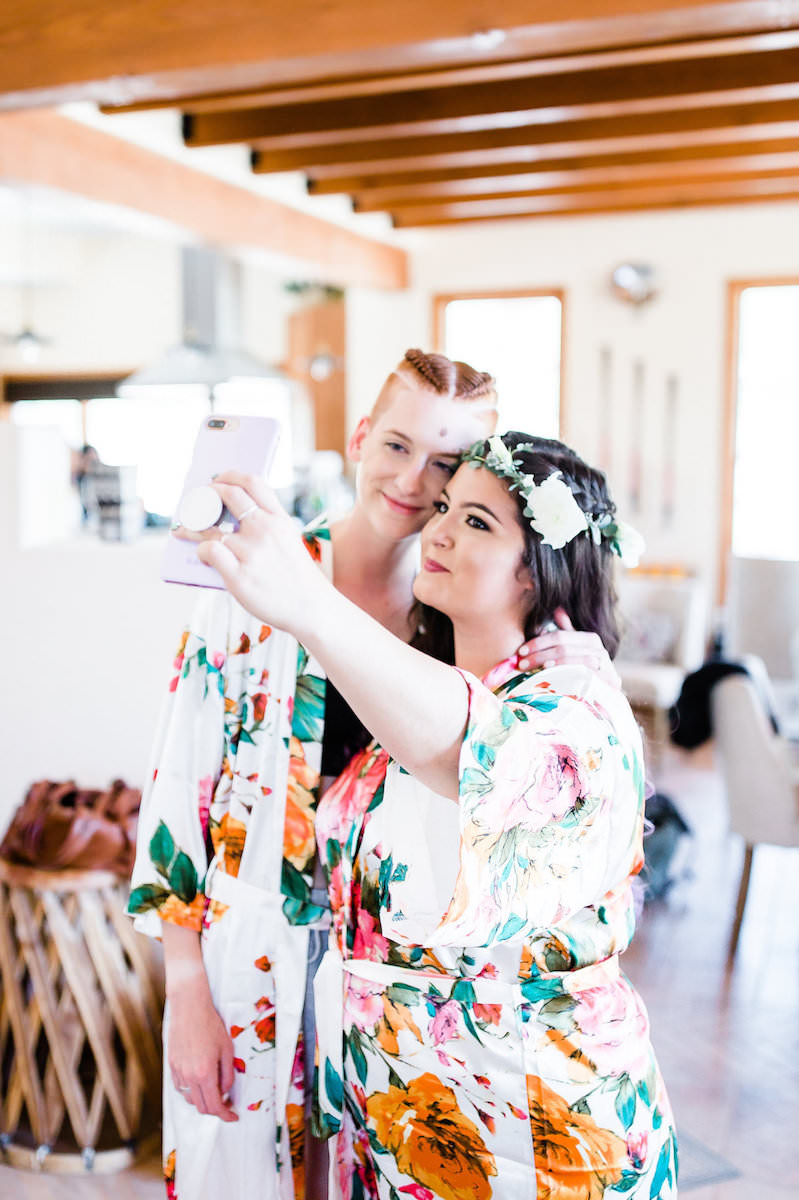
[128,522,332,1200]
[313,658,678,1200]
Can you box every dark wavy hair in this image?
[411,432,620,662]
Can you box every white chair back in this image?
[711,672,799,848]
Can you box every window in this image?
[7,376,296,520]
[85,387,209,517]
[434,291,563,438]
[10,398,83,448]
[731,285,799,561]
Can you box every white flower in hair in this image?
[525,472,589,550]
[485,435,517,472]
[612,520,646,567]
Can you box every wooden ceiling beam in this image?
[310,132,799,197]
[254,97,799,174]
[0,109,407,290]
[361,160,799,212]
[186,42,799,148]
[390,174,799,224]
[6,2,799,110]
[102,27,799,116]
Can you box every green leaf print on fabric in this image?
[282,857,309,901]
[473,741,496,770]
[649,1138,672,1198]
[128,883,171,913]
[170,850,199,904]
[536,993,574,1026]
[460,766,494,801]
[292,673,326,743]
[348,1029,369,1086]
[386,982,422,1006]
[149,822,176,877]
[324,1057,344,1113]
[614,1073,637,1130]
[609,1171,642,1193]
[498,913,527,941]
[141,821,200,908]
[510,694,561,713]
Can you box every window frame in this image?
[431,287,567,438]
[721,276,799,602]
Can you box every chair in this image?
[711,671,799,957]
[615,571,709,765]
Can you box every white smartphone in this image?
[161,414,281,589]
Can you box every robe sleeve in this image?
[382,667,645,950]
[127,592,227,937]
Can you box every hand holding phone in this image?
[162,415,280,589]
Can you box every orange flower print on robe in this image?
[164,1148,177,1199]
[157,892,206,930]
[210,812,247,877]
[367,1073,497,1200]
[283,736,318,868]
[526,1075,626,1200]
[286,1102,305,1200]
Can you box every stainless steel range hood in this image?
[119,245,287,392]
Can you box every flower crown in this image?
[461,436,645,566]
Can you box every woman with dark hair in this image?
[129,352,615,1200]
[189,432,675,1199]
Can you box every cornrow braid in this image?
[402,349,496,401]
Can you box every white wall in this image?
[345,285,427,427]
[0,424,195,834]
[347,202,799,605]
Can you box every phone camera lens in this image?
[208,419,226,429]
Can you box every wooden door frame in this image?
[431,288,567,439]
[720,275,799,603]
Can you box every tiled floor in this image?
[1,743,796,1198]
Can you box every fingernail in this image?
[519,657,529,670]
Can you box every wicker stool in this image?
[0,858,163,1173]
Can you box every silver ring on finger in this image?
[237,503,259,522]
[177,1084,191,1094]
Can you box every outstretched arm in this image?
[197,473,467,798]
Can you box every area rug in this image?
[678,1130,741,1192]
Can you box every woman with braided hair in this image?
[129,355,615,1199]
[192,431,676,1199]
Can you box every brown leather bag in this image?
[0,779,141,876]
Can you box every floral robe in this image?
[128,522,332,1200]
[314,659,678,1200]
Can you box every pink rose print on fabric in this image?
[197,775,213,838]
[627,1129,649,1168]
[430,999,460,1045]
[572,981,651,1076]
[353,910,389,962]
[346,976,384,1033]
